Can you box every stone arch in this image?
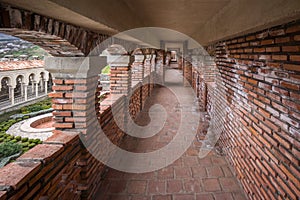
[15,74,24,95]
[0,76,12,88]
[15,74,24,86]
[0,3,110,56]
[28,73,35,84]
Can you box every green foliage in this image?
[0,99,48,165]
[0,142,22,159]
[20,98,52,114]
[21,142,29,147]
[0,44,49,60]
[15,136,21,141]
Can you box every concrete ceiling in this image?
[2,0,300,48]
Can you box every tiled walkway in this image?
[95,69,247,200]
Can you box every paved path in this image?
[95,69,247,200]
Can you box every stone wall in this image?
[203,20,300,199]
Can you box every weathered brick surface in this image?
[0,69,155,199]
[0,4,140,57]
[183,60,192,86]
[202,20,300,200]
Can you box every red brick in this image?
[107,180,127,193]
[283,63,300,72]
[275,37,290,43]
[266,47,280,52]
[261,39,274,45]
[280,81,300,90]
[48,92,64,98]
[272,55,287,61]
[246,35,256,41]
[191,166,207,178]
[127,180,147,194]
[52,104,63,110]
[206,166,224,177]
[148,180,166,194]
[174,167,192,178]
[294,35,300,41]
[183,179,202,193]
[166,180,183,193]
[63,104,86,110]
[280,114,299,128]
[269,29,285,36]
[173,194,195,200]
[52,85,73,91]
[0,162,41,190]
[64,79,87,84]
[152,195,172,200]
[53,79,64,84]
[254,48,265,53]
[286,25,300,33]
[258,82,272,90]
[202,178,221,192]
[158,168,174,179]
[52,111,72,117]
[53,122,73,129]
[282,46,300,52]
[272,86,289,96]
[290,55,300,61]
[256,32,268,39]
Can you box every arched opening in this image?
[28,73,35,99]
[14,74,24,103]
[0,77,10,101]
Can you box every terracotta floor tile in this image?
[94,69,246,200]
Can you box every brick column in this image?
[105,44,132,95]
[143,48,151,77]
[151,49,156,73]
[45,56,105,199]
[178,56,183,70]
[183,58,192,87]
[131,48,145,83]
[155,50,165,85]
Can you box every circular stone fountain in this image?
[7,113,54,141]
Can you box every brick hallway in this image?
[95,69,247,200]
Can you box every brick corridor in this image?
[95,69,247,200]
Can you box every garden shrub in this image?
[0,142,22,159]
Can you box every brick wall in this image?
[204,20,300,199]
[183,60,192,86]
[0,72,155,199]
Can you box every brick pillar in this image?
[105,45,132,95]
[183,58,192,87]
[155,50,165,85]
[178,56,183,70]
[131,48,145,83]
[143,48,151,77]
[150,49,156,92]
[151,49,156,73]
[45,56,105,199]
